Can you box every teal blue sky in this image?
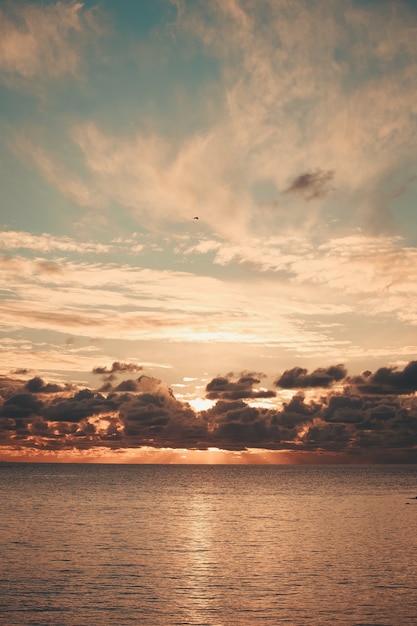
[1,0,417,462]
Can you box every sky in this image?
[1,0,417,463]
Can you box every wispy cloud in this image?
[1,231,417,364]
[10,0,417,241]
[13,136,101,208]
[0,230,112,254]
[174,0,417,219]
[0,1,105,84]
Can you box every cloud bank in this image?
[1,360,417,463]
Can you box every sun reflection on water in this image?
[177,489,222,624]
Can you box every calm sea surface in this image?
[1,464,417,625]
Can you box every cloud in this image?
[0,393,43,419]
[0,1,104,83]
[69,121,255,238]
[289,234,417,302]
[116,383,206,448]
[13,136,100,208]
[0,249,347,353]
[347,361,417,395]
[6,0,417,245]
[300,422,351,452]
[43,388,114,423]
[0,231,113,255]
[172,0,417,231]
[25,376,70,394]
[99,374,167,394]
[275,365,347,389]
[2,0,416,256]
[284,169,335,200]
[92,362,144,376]
[1,360,417,461]
[205,372,276,400]
[1,231,417,376]
[114,379,141,392]
[322,394,364,424]
[204,394,322,451]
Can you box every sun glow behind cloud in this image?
[0,444,322,466]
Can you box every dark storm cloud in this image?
[322,390,417,447]
[44,389,115,422]
[25,376,69,394]
[204,400,279,449]
[284,168,335,200]
[206,373,276,400]
[317,368,417,458]
[114,379,141,392]
[280,394,321,425]
[1,361,417,461]
[0,393,43,418]
[116,386,206,447]
[301,422,351,451]
[0,393,44,438]
[275,365,347,389]
[93,362,145,388]
[354,410,417,450]
[347,361,417,394]
[98,381,113,393]
[322,394,364,423]
[203,395,321,450]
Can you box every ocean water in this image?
[1,464,417,626]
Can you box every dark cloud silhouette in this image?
[25,376,69,394]
[347,361,417,395]
[203,395,321,451]
[116,386,206,448]
[322,394,364,423]
[301,422,351,451]
[280,394,321,424]
[93,362,145,387]
[275,365,347,389]
[0,393,43,419]
[92,362,144,375]
[284,168,335,200]
[1,361,417,461]
[44,389,114,422]
[206,373,276,400]
[204,400,279,450]
[115,379,141,392]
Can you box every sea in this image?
[1,463,416,626]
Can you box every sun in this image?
[188,397,215,412]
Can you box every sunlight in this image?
[188,397,215,412]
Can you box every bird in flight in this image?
[193,216,199,220]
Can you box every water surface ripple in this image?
[1,464,416,625]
